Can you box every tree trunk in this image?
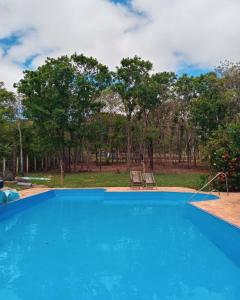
[193,138,198,167]
[178,126,183,163]
[73,148,78,172]
[12,145,17,179]
[116,150,119,164]
[45,155,48,171]
[99,149,102,172]
[126,121,131,170]
[148,138,154,170]
[68,146,71,172]
[187,139,191,168]
[34,157,37,172]
[2,158,6,177]
[26,155,29,175]
[95,149,99,166]
[16,157,19,175]
[62,148,66,173]
[17,121,24,175]
[60,159,64,185]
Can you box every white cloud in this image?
[0,52,22,89]
[0,0,240,89]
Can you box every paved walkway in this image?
[20,187,50,199]
[19,187,240,228]
[192,192,240,228]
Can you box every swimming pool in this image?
[0,189,240,299]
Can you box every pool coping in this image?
[15,187,240,229]
[191,192,240,229]
[188,202,240,231]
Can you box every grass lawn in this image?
[18,171,208,190]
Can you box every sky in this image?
[0,0,240,90]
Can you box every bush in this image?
[206,123,240,191]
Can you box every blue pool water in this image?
[0,189,240,300]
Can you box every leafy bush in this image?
[206,123,240,191]
[197,174,210,190]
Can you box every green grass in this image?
[24,171,207,189]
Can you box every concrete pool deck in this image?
[192,192,240,228]
[19,187,240,228]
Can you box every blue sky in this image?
[0,34,21,56]
[177,65,211,77]
[111,0,130,5]
[0,33,37,69]
[0,0,238,89]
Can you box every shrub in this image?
[206,123,240,191]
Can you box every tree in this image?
[16,56,75,171]
[8,55,240,175]
[114,56,153,169]
[174,75,199,166]
[136,72,176,169]
[206,123,240,191]
[0,81,16,124]
[216,61,240,121]
[16,54,111,172]
[190,73,232,142]
[0,82,16,176]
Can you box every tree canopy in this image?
[1,55,240,190]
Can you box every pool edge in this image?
[14,187,240,230]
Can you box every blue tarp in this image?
[0,191,7,203]
[0,189,20,204]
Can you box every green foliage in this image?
[15,54,111,165]
[2,56,240,185]
[206,123,240,191]
[137,72,176,113]
[0,82,16,121]
[190,73,233,141]
[175,74,198,102]
[114,56,153,120]
[90,112,126,150]
[0,82,16,158]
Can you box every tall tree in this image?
[0,82,16,176]
[137,72,176,169]
[190,73,233,142]
[114,56,153,169]
[174,74,198,165]
[16,54,111,171]
[216,61,240,120]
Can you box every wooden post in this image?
[3,158,6,177]
[26,155,29,175]
[60,159,64,185]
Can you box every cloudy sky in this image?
[0,0,240,89]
